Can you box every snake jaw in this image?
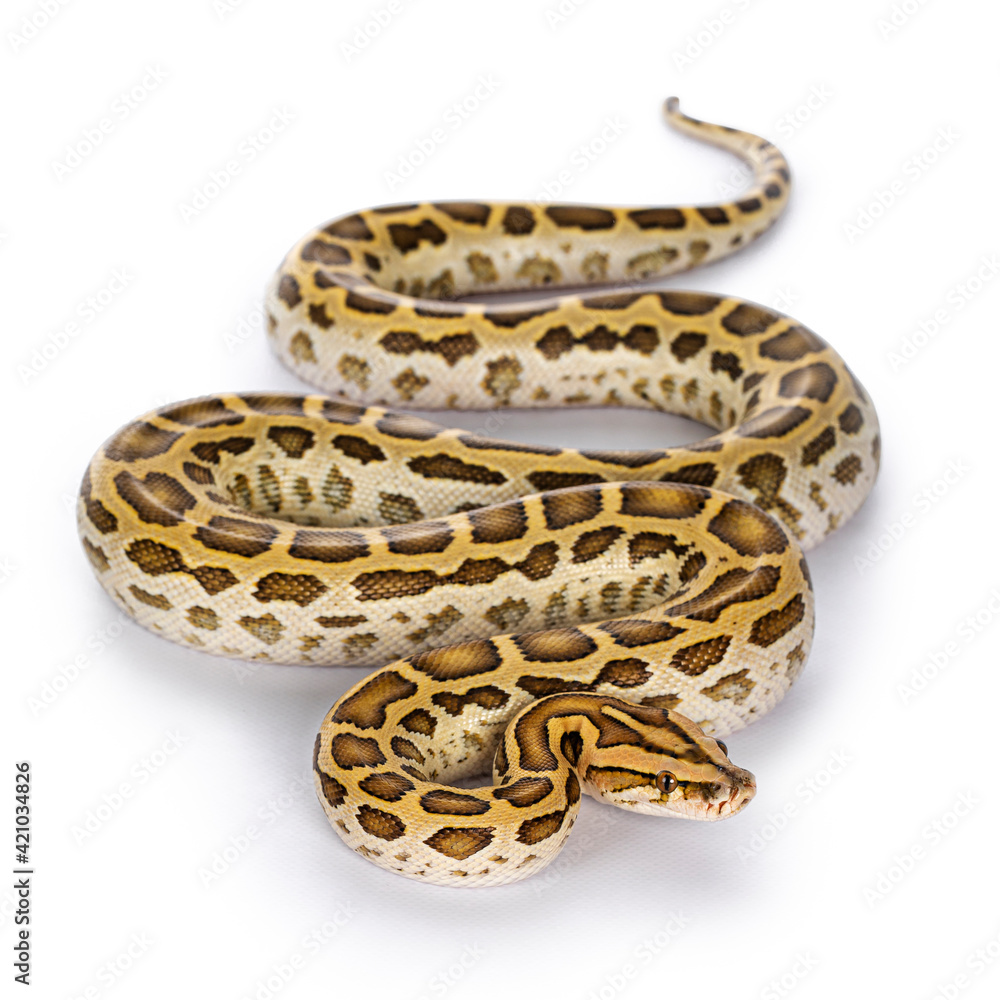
[690,764,756,821]
[708,770,757,821]
[656,764,756,821]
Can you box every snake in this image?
[77,99,879,887]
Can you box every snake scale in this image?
[77,99,879,886]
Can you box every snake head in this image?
[581,704,756,821]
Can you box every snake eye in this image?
[655,770,677,794]
[716,740,728,757]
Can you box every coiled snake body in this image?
[77,100,879,886]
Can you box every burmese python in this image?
[77,99,879,886]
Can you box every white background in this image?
[4,1,1000,997]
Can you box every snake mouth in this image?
[651,773,756,821]
[710,777,756,820]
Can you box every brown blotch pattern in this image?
[598,620,684,647]
[469,502,527,544]
[333,434,385,464]
[332,671,418,729]
[542,488,602,530]
[779,362,838,403]
[659,291,721,316]
[832,454,863,485]
[736,454,787,510]
[390,736,424,764]
[737,406,811,439]
[528,471,605,492]
[190,436,254,464]
[410,639,502,680]
[356,804,406,841]
[535,323,660,360]
[627,531,687,566]
[628,207,685,229]
[670,331,708,361]
[160,398,243,428]
[598,658,653,687]
[514,628,597,663]
[697,206,729,225]
[750,594,806,647]
[501,206,535,234]
[127,585,171,610]
[701,669,756,704]
[348,542,553,601]
[195,517,278,557]
[239,395,306,417]
[800,427,836,467]
[419,790,491,816]
[481,356,522,404]
[277,274,302,307]
[237,612,284,645]
[301,239,351,266]
[662,463,720,488]
[838,403,864,435]
[435,201,491,225]
[400,708,437,737]
[316,764,348,809]
[378,492,424,524]
[383,521,454,555]
[708,500,787,556]
[324,213,373,240]
[105,422,181,463]
[571,526,624,563]
[126,538,238,595]
[331,733,387,769]
[252,572,327,606]
[424,827,495,860]
[492,777,554,807]
[711,351,744,382]
[266,425,315,458]
[620,483,708,520]
[432,685,509,717]
[545,205,615,230]
[380,330,480,367]
[387,219,447,254]
[316,614,367,628]
[80,472,119,534]
[290,529,369,563]
[305,305,333,333]
[721,303,779,336]
[759,326,824,361]
[182,462,215,485]
[664,566,781,622]
[357,773,415,802]
[408,454,506,485]
[516,811,567,845]
[186,606,219,630]
[375,413,440,441]
[669,635,732,676]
